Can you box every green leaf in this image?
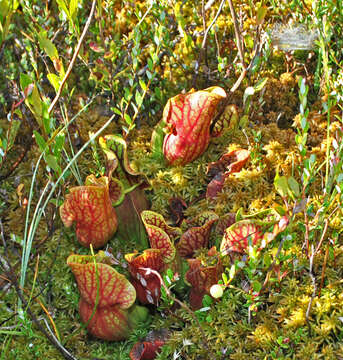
[55,0,69,17]
[135,90,143,107]
[45,154,61,173]
[47,73,61,92]
[20,73,32,91]
[254,78,268,92]
[53,132,65,160]
[252,280,262,293]
[124,113,132,125]
[37,31,58,60]
[8,120,20,148]
[256,5,268,25]
[274,172,289,198]
[139,79,147,91]
[150,120,165,160]
[69,0,78,19]
[34,130,47,152]
[288,176,300,198]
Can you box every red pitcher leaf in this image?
[143,225,176,264]
[125,249,165,305]
[99,134,139,177]
[130,329,170,360]
[185,259,222,310]
[207,148,250,177]
[211,104,239,137]
[141,211,181,241]
[206,149,250,199]
[99,134,150,250]
[115,185,149,250]
[161,86,227,165]
[67,253,136,309]
[125,249,165,275]
[177,211,219,258]
[108,177,125,206]
[60,176,117,249]
[79,298,131,341]
[220,220,263,255]
[215,213,236,236]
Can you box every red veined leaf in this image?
[79,298,131,341]
[177,211,218,258]
[108,177,125,205]
[161,86,226,165]
[141,210,181,240]
[220,220,263,255]
[125,250,164,305]
[215,213,236,236]
[211,104,239,137]
[185,258,222,310]
[67,253,136,309]
[60,175,117,248]
[67,252,136,341]
[141,211,180,263]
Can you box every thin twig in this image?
[227,0,245,68]
[193,0,226,87]
[314,218,329,254]
[318,245,329,297]
[201,0,226,49]
[305,245,316,336]
[48,0,97,114]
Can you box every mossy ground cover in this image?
[1,0,343,359]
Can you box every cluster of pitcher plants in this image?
[60,87,290,359]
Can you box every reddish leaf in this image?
[177,211,218,258]
[220,220,263,255]
[79,299,131,341]
[60,175,117,248]
[115,185,150,250]
[125,250,164,305]
[215,213,236,236]
[206,173,226,199]
[161,87,226,165]
[185,258,222,310]
[141,211,180,263]
[67,253,136,309]
[211,104,239,137]
[207,148,250,176]
[169,197,187,225]
[67,252,136,341]
[130,329,170,360]
[206,149,250,198]
[89,41,104,53]
[108,178,125,205]
[141,211,181,240]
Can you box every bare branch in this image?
[48,0,97,114]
